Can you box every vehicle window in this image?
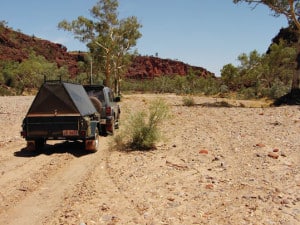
[97,91,105,102]
[87,90,105,103]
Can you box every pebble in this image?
[199,149,208,154]
[268,152,279,159]
[280,152,287,157]
[255,143,266,147]
[205,184,214,189]
[281,199,290,205]
[256,153,262,157]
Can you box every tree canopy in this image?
[233,0,300,29]
[58,0,142,90]
[233,0,300,98]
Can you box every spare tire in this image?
[89,96,102,113]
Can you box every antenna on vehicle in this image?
[90,56,93,85]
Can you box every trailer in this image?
[21,80,101,152]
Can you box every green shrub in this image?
[238,87,257,99]
[112,98,169,151]
[182,96,195,106]
[269,83,290,99]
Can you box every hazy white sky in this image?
[1,0,287,75]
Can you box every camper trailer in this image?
[21,81,101,152]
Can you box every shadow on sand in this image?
[14,141,93,158]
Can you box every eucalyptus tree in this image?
[233,0,300,94]
[58,0,142,89]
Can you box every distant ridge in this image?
[0,25,214,79]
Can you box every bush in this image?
[182,96,195,106]
[238,87,257,99]
[112,98,169,151]
[269,83,290,99]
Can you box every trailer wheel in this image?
[27,139,45,151]
[85,127,99,152]
[100,124,107,136]
[36,139,45,151]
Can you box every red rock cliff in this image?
[125,56,214,79]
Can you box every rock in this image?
[125,56,214,79]
[0,26,82,77]
[280,152,287,157]
[281,199,290,205]
[205,184,214,189]
[255,143,266,147]
[268,152,279,159]
[212,156,220,161]
[199,149,209,154]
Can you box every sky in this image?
[1,0,288,76]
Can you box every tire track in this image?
[0,140,92,225]
[44,137,143,225]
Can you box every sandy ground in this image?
[0,94,299,225]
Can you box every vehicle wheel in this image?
[35,138,45,151]
[109,118,115,135]
[85,127,99,152]
[100,124,107,136]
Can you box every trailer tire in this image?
[85,127,99,152]
[35,139,45,151]
[27,139,45,152]
[100,124,107,136]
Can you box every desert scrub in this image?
[112,98,170,151]
[182,96,195,106]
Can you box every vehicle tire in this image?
[89,96,102,113]
[109,118,115,135]
[35,138,45,151]
[85,127,99,152]
[100,124,107,136]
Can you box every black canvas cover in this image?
[27,82,97,116]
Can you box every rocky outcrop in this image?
[0,26,81,77]
[0,26,214,79]
[126,56,214,79]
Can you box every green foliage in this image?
[113,99,169,151]
[233,0,300,94]
[221,63,240,90]
[182,96,196,106]
[121,72,220,96]
[0,53,69,95]
[221,41,296,99]
[233,1,300,24]
[58,0,142,89]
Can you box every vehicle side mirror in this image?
[114,96,121,102]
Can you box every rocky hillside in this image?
[126,56,213,79]
[0,26,213,78]
[0,26,83,77]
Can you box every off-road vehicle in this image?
[84,85,120,135]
